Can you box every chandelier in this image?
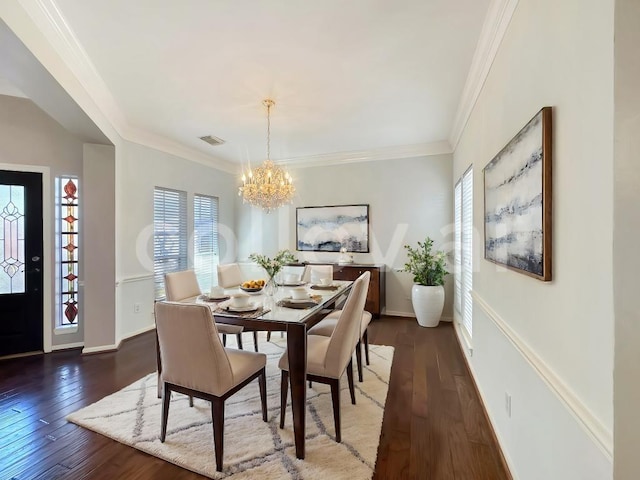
[238,99,295,213]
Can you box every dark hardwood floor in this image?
[0,317,509,479]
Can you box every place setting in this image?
[277,286,322,309]
[199,285,230,302]
[214,292,270,318]
[309,276,339,291]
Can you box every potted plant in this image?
[403,237,448,327]
[248,249,297,296]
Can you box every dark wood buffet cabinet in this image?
[333,264,385,317]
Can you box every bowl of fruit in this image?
[240,279,265,293]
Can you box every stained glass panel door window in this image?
[0,184,26,294]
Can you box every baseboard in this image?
[52,341,84,351]
[383,309,415,318]
[82,343,119,355]
[452,321,514,480]
[120,323,155,341]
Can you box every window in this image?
[154,187,187,298]
[454,167,473,338]
[56,177,80,328]
[193,194,219,291]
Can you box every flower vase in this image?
[264,276,279,297]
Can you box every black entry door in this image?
[0,170,43,356]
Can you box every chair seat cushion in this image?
[308,310,372,337]
[216,323,244,335]
[278,335,341,379]
[226,348,267,386]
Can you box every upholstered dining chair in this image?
[307,310,372,383]
[278,271,370,443]
[155,301,267,472]
[164,270,245,349]
[300,264,334,284]
[217,263,260,351]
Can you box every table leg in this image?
[286,322,307,459]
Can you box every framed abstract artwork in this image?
[483,107,552,281]
[296,204,369,252]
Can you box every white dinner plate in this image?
[225,302,259,312]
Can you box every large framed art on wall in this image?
[483,107,552,281]
[296,204,369,252]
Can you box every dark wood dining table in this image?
[203,280,353,459]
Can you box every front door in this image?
[0,170,43,356]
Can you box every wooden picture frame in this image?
[483,107,552,281]
[296,204,369,252]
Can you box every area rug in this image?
[67,334,394,479]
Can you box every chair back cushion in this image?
[324,271,370,377]
[217,263,243,288]
[164,270,200,302]
[155,302,234,396]
[301,265,334,284]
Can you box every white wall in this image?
[236,154,453,317]
[452,0,614,478]
[114,141,237,340]
[613,0,640,478]
[0,94,85,348]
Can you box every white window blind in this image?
[454,181,462,315]
[461,167,474,337]
[193,194,219,292]
[154,187,187,298]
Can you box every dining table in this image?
[198,280,353,460]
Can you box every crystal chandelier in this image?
[238,99,295,213]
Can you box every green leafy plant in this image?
[403,237,448,286]
[249,249,297,278]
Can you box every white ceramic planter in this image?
[411,284,445,328]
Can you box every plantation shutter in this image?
[454,180,462,315]
[154,187,188,298]
[461,167,474,337]
[194,194,219,292]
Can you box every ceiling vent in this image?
[199,135,225,146]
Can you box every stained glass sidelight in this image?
[0,185,26,294]
[59,178,79,325]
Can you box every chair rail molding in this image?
[471,291,613,461]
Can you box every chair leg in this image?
[280,370,289,429]
[160,383,171,442]
[236,333,243,350]
[189,396,194,407]
[211,398,225,472]
[346,359,356,405]
[330,378,341,443]
[253,331,259,352]
[267,331,271,342]
[259,368,268,422]
[364,329,370,366]
[355,340,363,383]
[222,334,227,347]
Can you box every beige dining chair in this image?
[307,310,372,383]
[155,301,267,472]
[217,263,260,351]
[301,264,334,284]
[278,271,370,443]
[164,270,245,348]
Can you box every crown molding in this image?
[13,0,236,173]
[448,0,520,150]
[121,124,237,174]
[275,141,452,170]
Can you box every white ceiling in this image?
[25,0,491,165]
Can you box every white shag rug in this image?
[67,333,394,479]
